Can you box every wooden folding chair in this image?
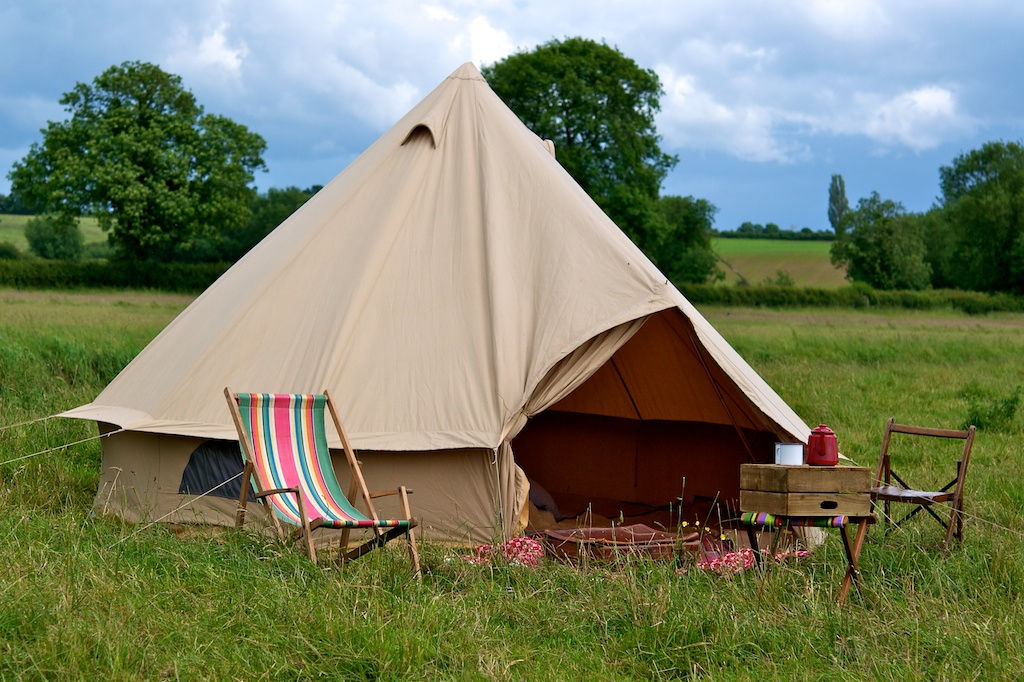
[871,418,976,549]
[224,388,420,575]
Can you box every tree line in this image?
[716,223,833,240]
[4,42,724,285]
[3,61,322,264]
[828,141,1024,294]
[5,44,1022,295]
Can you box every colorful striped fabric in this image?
[235,393,409,530]
[740,511,852,528]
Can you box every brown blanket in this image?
[532,524,701,562]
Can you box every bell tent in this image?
[64,63,810,543]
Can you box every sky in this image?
[1,1,1022,232]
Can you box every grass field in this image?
[713,238,847,288]
[0,213,105,253]
[2,290,1024,678]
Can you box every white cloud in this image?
[801,0,892,40]
[164,23,249,87]
[0,0,1006,188]
[860,86,968,150]
[313,56,420,127]
[422,4,458,23]
[467,16,516,67]
[656,66,806,163]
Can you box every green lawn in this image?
[2,290,1023,678]
[0,213,106,253]
[713,237,847,288]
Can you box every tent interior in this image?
[512,308,778,531]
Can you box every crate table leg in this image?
[746,525,763,568]
[838,518,869,605]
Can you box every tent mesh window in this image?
[178,440,256,500]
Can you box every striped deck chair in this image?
[224,388,420,574]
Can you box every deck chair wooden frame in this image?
[871,418,976,549]
[224,388,420,575]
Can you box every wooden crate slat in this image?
[740,490,872,516]
[740,464,871,493]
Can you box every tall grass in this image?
[2,291,1024,678]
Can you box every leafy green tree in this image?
[0,242,21,260]
[8,61,266,262]
[482,38,677,250]
[831,192,931,290]
[0,191,31,214]
[24,213,84,260]
[915,207,956,288]
[652,195,722,284]
[828,174,849,232]
[937,141,1024,292]
[219,185,322,261]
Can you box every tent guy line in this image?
[106,471,245,550]
[0,427,124,468]
[0,413,62,434]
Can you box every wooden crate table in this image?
[739,464,875,604]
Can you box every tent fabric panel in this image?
[329,448,509,545]
[545,360,640,419]
[659,309,773,433]
[671,293,811,440]
[502,316,649,441]
[547,309,765,432]
[511,413,641,511]
[93,430,511,544]
[511,411,776,519]
[612,311,748,425]
[633,420,775,506]
[94,429,267,527]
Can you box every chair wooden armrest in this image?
[253,486,301,500]
[368,488,414,499]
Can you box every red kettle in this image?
[805,424,839,466]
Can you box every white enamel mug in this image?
[774,442,804,466]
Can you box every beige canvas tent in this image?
[64,63,810,544]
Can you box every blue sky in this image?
[2,1,1022,231]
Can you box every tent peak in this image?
[448,62,485,81]
[401,63,484,148]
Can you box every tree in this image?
[219,185,323,261]
[24,213,84,260]
[652,195,722,283]
[0,242,21,260]
[828,174,849,232]
[482,38,677,250]
[0,191,31,214]
[830,192,931,290]
[8,61,266,262]
[937,141,1024,292]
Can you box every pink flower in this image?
[677,547,808,577]
[462,536,544,566]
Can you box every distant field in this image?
[0,213,106,252]
[713,237,847,288]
